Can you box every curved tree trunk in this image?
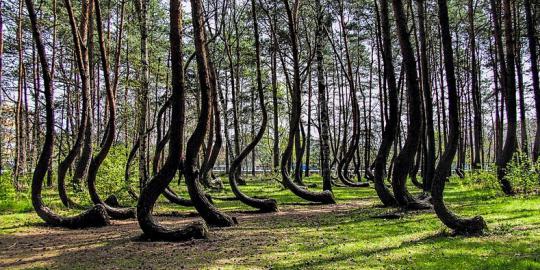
[228,0,278,213]
[184,0,236,227]
[390,0,431,210]
[279,0,335,204]
[372,0,399,207]
[137,0,208,241]
[333,0,367,188]
[57,0,92,209]
[86,0,136,219]
[432,0,487,235]
[27,0,110,228]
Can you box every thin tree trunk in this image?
[134,0,150,190]
[316,0,332,192]
[524,0,540,162]
[86,0,136,219]
[228,0,277,212]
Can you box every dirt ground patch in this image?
[0,201,372,269]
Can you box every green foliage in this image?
[467,169,500,191]
[505,152,540,195]
[0,174,33,214]
[94,144,133,204]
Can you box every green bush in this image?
[467,169,499,190]
[505,152,540,195]
[94,144,135,204]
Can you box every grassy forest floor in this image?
[0,175,539,269]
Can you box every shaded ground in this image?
[1,178,540,269]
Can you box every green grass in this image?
[0,174,539,269]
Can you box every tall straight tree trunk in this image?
[305,70,312,177]
[15,0,26,190]
[271,16,280,172]
[496,0,517,195]
[315,0,332,192]
[134,0,150,190]
[468,0,483,170]
[416,0,435,191]
[432,0,486,235]
[524,0,540,162]
[513,3,528,155]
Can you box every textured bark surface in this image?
[524,0,540,162]
[432,0,486,235]
[184,0,235,227]
[136,0,208,241]
[390,0,431,210]
[227,0,278,213]
[279,0,335,205]
[315,0,332,192]
[495,0,517,195]
[27,0,110,229]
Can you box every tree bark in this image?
[137,0,208,241]
[524,0,540,162]
[185,0,236,227]
[432,0,487,235]
[495,0,517,195]
[391,0,431,210]
[315,0,332,192]
[134,0,150,190]
[27,0,110,228]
